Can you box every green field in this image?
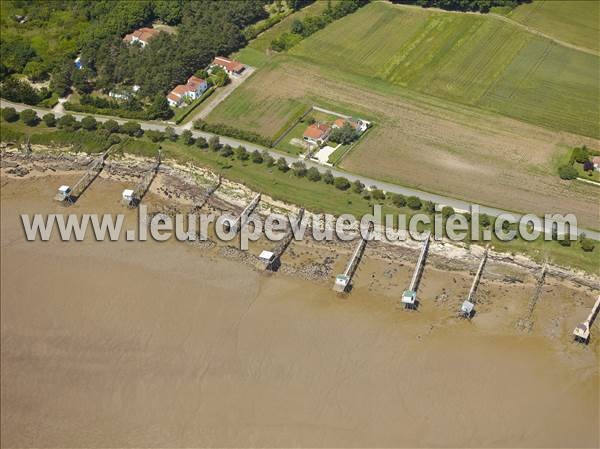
[289,2,599,138]
[507,0,599,54]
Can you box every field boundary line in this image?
[271,106,313,147]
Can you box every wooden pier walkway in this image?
[333,225,373,293]
[401,237,430,308]
[55,145,114,204]
[262,208,305,271]
[573,295,600,343]
[459,245,489,318]
[518,263,548,331]
[122,150,161,207]
[192,175,221,212]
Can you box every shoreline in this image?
[2,146,599,448]
[2,145,599,291]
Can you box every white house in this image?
[167,75,208,107]
[593,156,600,172]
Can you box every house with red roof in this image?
[303,123,331,146]
[123,27,161,47]
[211,56,245,76]
[332,117,369,134]
[167,75,208,107]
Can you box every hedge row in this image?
[193,119,273,147]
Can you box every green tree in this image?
[235,145,249,160]
[572,146,589,164]
[352,179,364,193]
[23,60,48,82]
[323,169,334,184]
[291,161,307,177]
[208,135,221,151]
[480,214,491,228]
[80,115,97,131]
[442,206,455,219]
[146,130,165,142]
[580,238,595,252]
[2,107,19,122]
[263,150,274,167]
[277,157,289,172]
[407,196,422,210]
[181,129,194,145]
[220,145,233,157]
[165,126,177,141]
[102,119,120,134]
[50,63,72,97]
[371,189,385,200]
[149,93,173,120]
[251,150,263,163]
[329,122,358,144]
[57,114,77,129]
[307,167,321,182]
[558,165,578,180]
[333,177,350,190]
[42,113,56,127]
[20,109,38,126]
[120,121,143,137]
[196,136,208,149]
[392,194,406,207]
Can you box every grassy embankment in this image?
[2,120,598,275]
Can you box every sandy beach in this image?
[1,156,599,447]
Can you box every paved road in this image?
[2,99,598,240]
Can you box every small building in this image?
[259,250,275,264]
[333,274,350,292]
[123,27,161,47]
[55,185,72,202]
[167,75,208,107]
[592,156,600,172]
[122,189,135,204]
[211,56,245,76]
[401,289,417,308]
[303,123,331,146]
[332,117,369,134]
[460,300,475,318]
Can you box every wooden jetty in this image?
[519,263,548,331]
[459,245,489,319]
[260,208,305,271]
[401,237,430,309]
[333,225,372,293]
[192,175,221,212]
[122,150,161,208]
[54,145,113,205]
[573,295,600,344]
[224,193,261,234]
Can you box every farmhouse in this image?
[167,75,208,107]
[332,117,369,134]
[303,123,331,146]
[211,56,245,76]
[123,27,161,47]
[593,156,600,172]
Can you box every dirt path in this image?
[389,2,598,56]
[181,66,256,130]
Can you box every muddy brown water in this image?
[1,174,598,448]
